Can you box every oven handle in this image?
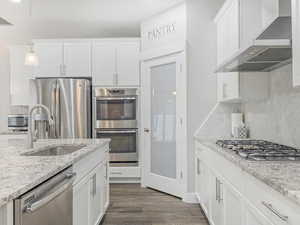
[97,130,137,134]
[25,173,76,214]
[96,97,137,101]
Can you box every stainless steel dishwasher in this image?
[14,167,76,225]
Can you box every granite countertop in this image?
[0,135,110,208]
[195,136,300,206]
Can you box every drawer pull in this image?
[111,172,122,175]
[262,201,288,222]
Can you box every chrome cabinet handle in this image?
[111,172,122,175]
[218,181,223,203]
[215,178,223,203]
[93,174,97,196]
[216,178,219,201]
[105,164,108,179]
[113,73,118,86]
[262,201,288,222]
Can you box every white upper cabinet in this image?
[116,41,140,86]
[92,39,140,87]
[215,0,269,103]
[34,42,63,77]
[216,0,241,102]
[292,0,300,87]
[33,39,140,85]
[64,42,92,77]
[216,0,239,63]
[9,45,35,106]
[92,42,117,86]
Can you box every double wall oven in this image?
[94,88,138,166]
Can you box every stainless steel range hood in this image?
[0,17,12,26]
[216,0,292,73]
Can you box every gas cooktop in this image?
[216,140,300,161]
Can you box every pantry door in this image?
[141,52,186,198]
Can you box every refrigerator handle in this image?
[54,81,61,138]
[49,82,56,138]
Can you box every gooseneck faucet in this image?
[27,104,54,149]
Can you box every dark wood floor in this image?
[101,184,209,225]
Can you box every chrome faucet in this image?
[27,104,54,149]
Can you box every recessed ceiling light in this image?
[10,0,22,3]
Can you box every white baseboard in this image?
[182,192,198,203]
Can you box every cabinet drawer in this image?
[109,167,140,178]
[73,144,109,185]
[244,173,300,225]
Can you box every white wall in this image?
[0,43,11,132]
[186,0,224,192]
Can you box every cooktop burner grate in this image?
[216,140,300,161]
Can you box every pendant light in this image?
[25,44,39,66]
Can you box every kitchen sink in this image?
[23,144,87,156]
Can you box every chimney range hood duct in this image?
[216,0,292,73]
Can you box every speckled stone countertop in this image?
[0,136,110,208]
[195,137,300,206]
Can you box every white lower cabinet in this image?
[195,141,300,225]
[195,153,210,215]
[73,148,109,225]
[223,180,243,225]
[73,175,90,225]
[73,161,109,225]
[210,175,224,225]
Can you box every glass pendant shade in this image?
[25,47,39,66]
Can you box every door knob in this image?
[144,128,150,133]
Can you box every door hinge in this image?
[180,171,183,179]
[180,64,183,73]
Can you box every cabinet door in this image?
[216,0,240,102]
[116,41,140,86]
[217,74,240,102]
[92,42,117,86]
[73,177,91,225]
[195,155,201,198]
[102,161,109,211]
[9,46,35,105]
[223,182,243,225]
[210,174,224,225]
[199,159,211,216]
[64,42,92,77]
[34,43,63,77]
[89,167,102,225]
[292,0,300,87]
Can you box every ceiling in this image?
[0,0,184,44]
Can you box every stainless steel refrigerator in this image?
[34,78,92,138]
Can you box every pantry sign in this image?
[147,22,177,41]
[141,4,186,51]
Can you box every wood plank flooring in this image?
[101,184,209,225]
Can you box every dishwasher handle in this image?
[25,173,76,214]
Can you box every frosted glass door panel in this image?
[150,62,176,179]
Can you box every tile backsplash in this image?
[243,64,300,148]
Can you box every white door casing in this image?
[141,51,187,198]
